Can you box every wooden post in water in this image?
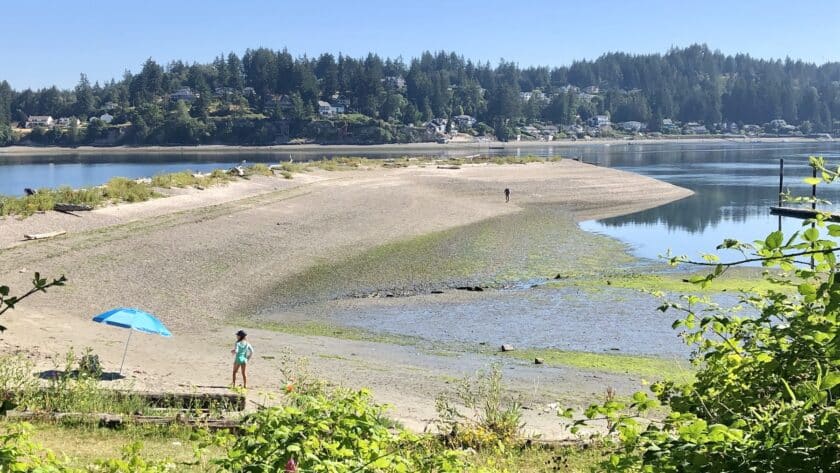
[778,159,784,232]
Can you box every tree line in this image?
[0,44,839,146]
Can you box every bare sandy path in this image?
[0,160,691,437]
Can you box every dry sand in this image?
[0,160,691,437]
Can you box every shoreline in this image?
[0,136,831,156]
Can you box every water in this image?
[0,149,483,196]
[576,142,840,261]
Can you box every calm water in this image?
[0,148,485,196]
[576,142,840,261]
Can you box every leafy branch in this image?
[0,273,66,332]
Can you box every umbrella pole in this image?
[119,329,133,375]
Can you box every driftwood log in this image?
[23,230,66,240]
[54,203,93,212]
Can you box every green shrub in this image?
[102,178,156,203]
[217,388,464,472]
[567,156,840,472]
[436,364,523,450]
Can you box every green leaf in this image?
[804,177,822,186]
[821,372,840,391]
[765,231,783,249]
[804,227,820,242]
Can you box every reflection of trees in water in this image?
[600,184,840,233]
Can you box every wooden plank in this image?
[770,206,840,222]
[4,411,241,431]
[23,230,67,240]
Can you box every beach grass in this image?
[547,267,780,295]
[0,164,278,217]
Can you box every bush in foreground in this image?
[570,156,840,472]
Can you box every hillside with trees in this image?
[1,44,839,147]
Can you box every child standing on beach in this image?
[231,330,254,388]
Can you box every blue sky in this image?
[2,0,839,90]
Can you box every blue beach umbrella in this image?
[93,307,172,374]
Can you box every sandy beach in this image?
[0,160,692,437]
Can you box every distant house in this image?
[99,113,114,124]
[382,76,406,89]
[57,117,84,128]
[169,87,197,102]
[559,85,579,94]
[661,118,681,134]
[452,115,476,129]
[576,92,596,102]
[102,101,119,111]
[242,87,256,96]
[588,115,611,128]
[317,101,344,116]
[743,124,762,135]
[617,121,644,133]
[214,87,236,98]
[26,116,54,128]
[425,118,448,135]
[683,122,708,134]
[583,85,600,94]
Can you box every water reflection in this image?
[580,142,840,260]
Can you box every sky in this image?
[1,0,839,90]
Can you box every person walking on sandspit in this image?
[504,188,511,203]
[231,330,254,388]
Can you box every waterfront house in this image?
[26,116,54,128]
[583,85,600,94]
[588,115,611,128]
[99,113,114,124]
[452,115,476,129]
[683,122,709,134]
[56,117,75,127]
[318,101,344,116]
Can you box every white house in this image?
[317,101,344,116]
[588,115,611,128]
[26,116,54,128]
[57,117,84,128]
[99,113,114,124]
